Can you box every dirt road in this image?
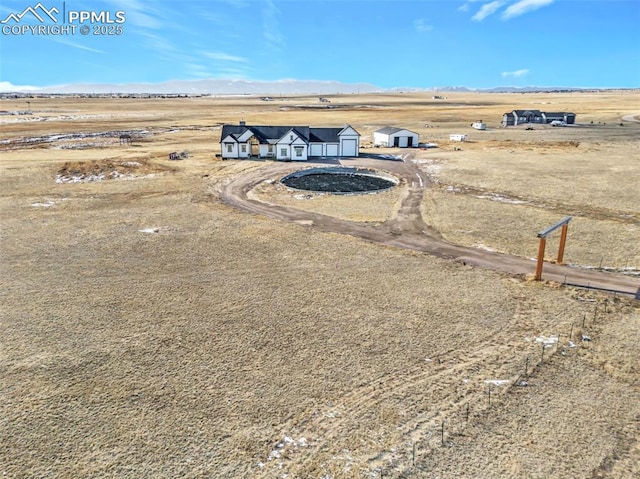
[220,159,640,299]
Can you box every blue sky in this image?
[1,0,639,90]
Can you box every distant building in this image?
[542,112,576,124]
[450,134,468,142]
[502,110,576,127]
[373,127,419,148]
[220,121,360,160]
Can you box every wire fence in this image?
[369,293,623,479]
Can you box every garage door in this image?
[341,139,357,157]
[326,144,339,157]
[309,144,323,156]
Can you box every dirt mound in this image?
[55,159,170,183]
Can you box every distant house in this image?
[220,121,360,160]
[373,127,419,148]
[502,110,576,127]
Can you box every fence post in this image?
[534,237,547,280]
[569,323,574,342]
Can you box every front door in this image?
[393,136,400,147]
[407,136,413,147]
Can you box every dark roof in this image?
[220,124,248,141]
[221,124,357,144]
[221,125,310,144]
[544,112,575,116]
[513,109,543,116]
[309,127,342,143]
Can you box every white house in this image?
[373,127,419,148]
[220,121,360,160]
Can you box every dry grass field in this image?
[1,91,639,478]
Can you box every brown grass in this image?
[1,91,639,478]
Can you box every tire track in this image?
[255,332,542,478]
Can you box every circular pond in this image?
[281,167,398,194]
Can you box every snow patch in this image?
[476,193,526,205]
[139,228,160,234]
[56,173,107,183]
[535,335,558,346]
[55,172,157,184]
[31,200,55,208]
[261,435,310,472]
[570,263,640,277]
[474,243,496,252]
[484,379,510,386]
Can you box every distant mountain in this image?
[429,86,473,92]
[425,86,590,93]
[481,86,588,93]
[5,79,382,95]
[0,79,627,95]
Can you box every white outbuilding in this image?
[449,134,468,142]
[373,127,419,148]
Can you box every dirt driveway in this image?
[220,158,640,299]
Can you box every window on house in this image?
[226,143,233,153]
[290,134,293,140]
[268,145,274,152]
[294,146,303,157]
[280,148,287,157]
[241,144,247,152]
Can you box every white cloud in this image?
[502,0,554,19]
[104,0,163,29]
[202,52,248,63]
[199,51,250,78]
[414,18,433,32]
[137,31,177,55]
[472,1,505,21]
[52,38,107,54]
[215,68,249,78]
[502,69,530,78]
[0,81,40,92]
[263,0,285,51]
[185,63,214,78]
[459,0,483,12]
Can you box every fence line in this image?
[373,296,619,479]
